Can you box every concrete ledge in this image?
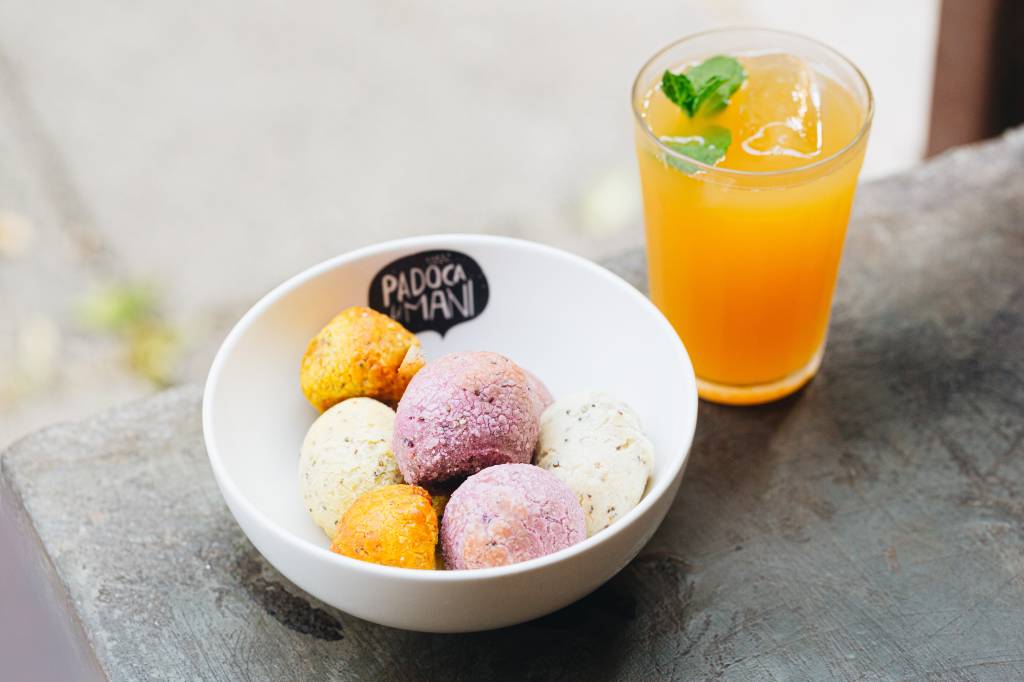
[4,128,1024,679]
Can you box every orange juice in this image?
[633,32,872,404]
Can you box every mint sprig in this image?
[658,55,746,172]
[661,126,732,174]
[661,55,746,118]
[662,72,724,117]
[683,56,747,114]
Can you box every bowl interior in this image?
[205,236,696,566]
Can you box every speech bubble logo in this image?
[368,250,489,337]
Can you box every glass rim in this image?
[631,27,875,179]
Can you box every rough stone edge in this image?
[0,458,105,681]
[0,385,204,681]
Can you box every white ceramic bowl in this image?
[203,234,697,632]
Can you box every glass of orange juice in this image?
[632,28,873,405]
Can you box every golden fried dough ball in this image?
[330,484,438,570]
[300,306,424,411]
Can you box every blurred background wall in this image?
[0,0,941,449]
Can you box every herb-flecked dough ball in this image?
[299,397,403,538]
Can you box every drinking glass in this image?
[632,28,873,404]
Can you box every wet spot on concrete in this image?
[533,581,637,630]
[236,551,344,641]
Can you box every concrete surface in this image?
[3,126,1024,679]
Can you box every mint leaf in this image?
[685,55,746,113]
[660,55,746,117]
[661,126,732,173]
[661,70,697,115]
[662,71,725,116]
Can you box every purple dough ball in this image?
[394,352,548,484]
[441,463,586,569]
[524,368,554,415]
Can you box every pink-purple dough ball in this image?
[524,368,554,415]
[441,463,586,569]
[394,352,550,484]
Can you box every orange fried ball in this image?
[330,484,438,570]
[300,306,425,412]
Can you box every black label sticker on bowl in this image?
[368,250,489,336]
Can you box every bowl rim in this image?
[202,234,698,582]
